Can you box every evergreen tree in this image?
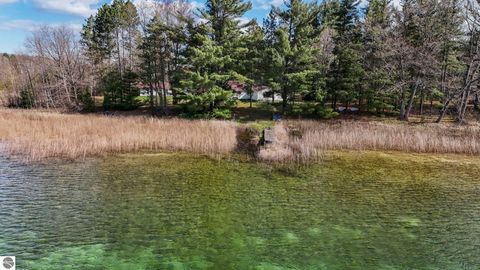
[236,21,265,107]
[274,0,322,112]
[362,0,393,113]
[140,13,189,111]
[261,10,283,103]
[327,0,364,110]
[81,0,140,110]
[178,0,252,118]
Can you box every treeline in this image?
[0,26,93,111]
[1,0,480,122]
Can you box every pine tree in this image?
[178,0,252,118]
[261,10,283,103]
[362,0,393,113]
[200,0,252,45]
[81,0,140,110]
[273,0,322,112]
[241,20,265,107]
[327,0,364,110]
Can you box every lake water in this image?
[0,152,479,270]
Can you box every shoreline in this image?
[1,108,479,163]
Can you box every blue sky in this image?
[0,0,280,54]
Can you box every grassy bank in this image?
[1,109,479,162]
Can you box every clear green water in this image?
[1,152,479,270]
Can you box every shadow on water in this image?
[0,151,479,269]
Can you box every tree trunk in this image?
[430,95,434,114]
[163,87,167,109]
[419,89,424,115]
[458,87,471,123]
[358,95,363,113]
[436,98,451,123]
[404,80,420,121]
[474,93,479,110]
[149,83,154,111]
[116,29,123,78]
[399,88,406,121]
[282,87,288,113]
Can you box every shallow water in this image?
[0,152,479,270]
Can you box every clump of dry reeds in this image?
[290,120,480,153]
[0,109,237,161]
[258,120,480,163]
[258,123,323,163]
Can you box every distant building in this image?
[136,82,172,97]
[226,80,283,102]
[337,106,359,112]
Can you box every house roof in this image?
[226,80,245,93]
[226,80,270,93]
[136,81,171,90]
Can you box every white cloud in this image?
[236,17,251,25]
[0,0,18,4]
[189,0,203,10]
[255,0,283,10]
[0,19,38,31]
[32,0,100,17]
[0,19,82,32]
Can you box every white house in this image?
[236,88,283,102]
[137,82,172,97]
[227,81,283,102]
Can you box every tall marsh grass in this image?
[0,109,237,161]
[259,120,480,163]
[1,109,479,162]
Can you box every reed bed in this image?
[0,109,237,161]
[1,109,479,163]
[259,120,480,163]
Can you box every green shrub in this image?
[288,103,338,119]
[290,104,304,116]
[134,96,150,106]
[258,102,277,112]
[316,107,339,119]
[372,99,394,113]
[102,70,140,110]
[179,86,235,119]
[79,91,95,113]
[19,88,34,109]
[211,108,232,119]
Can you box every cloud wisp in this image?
[32,0,100,17]
[0,0,18,4]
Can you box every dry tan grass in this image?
[1,109,479,163]
[258,123,325,163]
[259,120,480,163]
[0,109,237,161]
